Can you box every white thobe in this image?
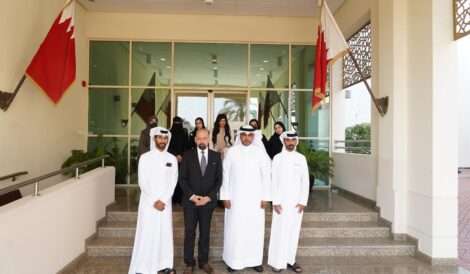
[128,150,178,274]
[268,150,309,270]
[220,144,271,270]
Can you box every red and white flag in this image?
[312,0,349,111]
[26,1,76,104]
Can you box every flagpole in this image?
[0,75,27,112]
[347,49,389,116]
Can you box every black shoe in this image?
[253,265,264,272]
[226,266,236,272]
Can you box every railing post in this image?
[34,182,40,197]
[101,158,105,168]
[75,167,80,180]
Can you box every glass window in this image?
[88,137,129,184]
[90,41,130,86]
[130,88,171,135]
[175,93,209,132]
[250,44,289,89]
[291,45,314,89]
[175,43,248,87]
[132,42,171,87]
[249,90,289,138]
[88,88,129,135]
[214,93,247,128]
[292,90,330,151]
[334,80,371,154]
[130,137,139,184]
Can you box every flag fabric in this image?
[263,75,282,128]
[26,1,76,104]
[312,0,349,111]
[133,73,156,122]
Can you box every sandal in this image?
[287,263,302,273]
[160,268,177,274]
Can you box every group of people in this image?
[131,116,310,274]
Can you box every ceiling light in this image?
[213,66,218,70]
[263,60,269,63]
[160,57,166,62]
[204,0,214,5]
[259,67,265,71]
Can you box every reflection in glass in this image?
[292,45,315,89]
[293,90,330,151]
[175,43,247,87]
[214,93,247,130]
[90,41,129,85]
[132,42,171,86]
[88,137,129,184]
[250,44,289,89]
[130,137,139,184]
[249,90,289,138]
[175,93,208,132]
[131,88,171,135]
[88,88,129,135]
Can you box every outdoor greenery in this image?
[297,142,334,182]
[345,123,371,154]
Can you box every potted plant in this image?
[297,142,334,190]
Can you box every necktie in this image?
[200,150,207,175]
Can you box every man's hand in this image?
[223,200,231,209]
[196,196,211,206]
[190,195,203,205]
[296,204,306,213]
[273,204,282,215]
[260,201,268,209]
[176,155,183,162]
[154,200,166,211]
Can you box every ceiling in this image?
[78,0,345,17]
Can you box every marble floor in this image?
[63,187,467,274]
[460,169,470,270]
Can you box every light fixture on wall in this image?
[204,0,214,5]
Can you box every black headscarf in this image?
[267,121,286,159]
[168,116,190,156]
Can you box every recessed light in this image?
[263,60,269,63]
[160,57,166,62]
[213,66,218,70]
[259,67,265,71]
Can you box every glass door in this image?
[174,91,209,133]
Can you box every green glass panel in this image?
[250,44,289,89]
[90,41,129,85]
[292,45,315,89]
[88,88,129,135]
[132,42,171,87]
[175,43,248,87]
[249,90,289,138]
[130,88,171,135]
[87,137,129,184]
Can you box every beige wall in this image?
[0,167,115,274]
[85,12,318,43]
[0,1,88,184]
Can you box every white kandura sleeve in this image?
[271,155,282,205]
[261,152,272,201]
[219,149,232,200]
[138,158,159,204]
[298,157,310,206]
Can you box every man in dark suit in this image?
[179,128,223,274]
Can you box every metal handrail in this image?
[0,171,28,182]
[0,155,109,197]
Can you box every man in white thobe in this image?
[220,125,271,273]
[129,127,178,274]
[268,131,309,273]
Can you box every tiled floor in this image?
[60,187,468,273]
[460,169,470,270]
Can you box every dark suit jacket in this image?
[179,148,223,208]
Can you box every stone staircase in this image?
[86,208,416,258]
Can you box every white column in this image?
[376,0,458,259]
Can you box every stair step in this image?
[106,210,378,223]
[98,221,390,239]
[86,237,415,257]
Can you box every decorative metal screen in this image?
[343,23,371,89]
[455,0,470,40]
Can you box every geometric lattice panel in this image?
[455,0,470,40]
[343,23,371,88]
